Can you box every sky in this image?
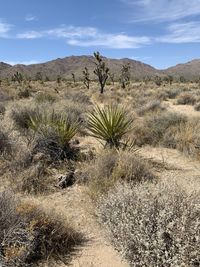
[0,0,200,69]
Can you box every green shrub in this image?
[97,181,200,267]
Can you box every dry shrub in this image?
[0,128,13,157]
[0,103,6,115]
[194,102,200,111]
[133,112,186,146]
[10,104,38,132]
[163,119,200,157]
[136,100,165,116]
[34,92,56,104]
[97,181,200,267]
[0,191,83,266]
[177,93,196,105]
[82,150,155,199]
[64,91,92,105]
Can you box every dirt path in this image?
[139,145,200,193]
[38,185,129,267]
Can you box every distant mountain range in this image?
[0,56,200,80]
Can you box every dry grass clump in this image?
[177,92,196,105]
[163,119,200,157]
[133,112,186,146]
[34,91,57,103]
[97,181,200,267]
[0,191,83,266]
[164,88,181,99]
[65,91,92,105]
[136,99,165,116]
[10,104,38,133]
[0,128,13,157]
[81,150,155,199]
[194,102,200,111]
[0,103,6,116]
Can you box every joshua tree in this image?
[155,76,162,86]
[12,71,23,84]
[93,52,109,94]
[109,73,115,85]
[120,64,130,89]
[83,67,90,89]
[71,73,76,84]
[57,75,62,85]
[35,72,43,82]
[168,75,173,85]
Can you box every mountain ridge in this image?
[0,56,200,80]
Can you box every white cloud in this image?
[16,31,43,39]
[17,25,151,48]
[122,0,200,22]
[4,60,40,65]
[25,15,38,22]
[67,34,150,48]
[158,21,200,43]
[0,21,12,37]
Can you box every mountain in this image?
[0,56,158,80]
[165,59,200,80]
[0,62,11,75]
[0,56,200,81]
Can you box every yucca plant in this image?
[29,111,79,160]
[87,105,133,149]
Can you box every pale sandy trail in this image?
[38,185,129,267]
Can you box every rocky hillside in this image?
[165,59,200,80]
[0,56,158,80]
[0,56,200,80]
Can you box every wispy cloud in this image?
[122,0,200,22]
[25,14,38,22]
[16,25,151,48]
[17,31,43,39]
[4,60,40,65]
[0,20,12,37]
[158,21,200,43]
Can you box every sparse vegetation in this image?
[0,51,200,267]
[97,180,200,267]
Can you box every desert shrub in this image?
[30,111,80,161]
[18,162,53,194]
[163,119,200,157]
[18,88,31,99]
[0,129,13,157]
[87,105,133,149]
[0,91,11,102]
[133,112,187,146]
[177,93,196,105]
[97,181,200,267]
[136,100,165,116]
[0,103,6,115]
[166,88,181,99]
[194,102,200,111]
[65,91,91,105]
[34,92,56,103]
[83,150,155,199]
[10,105,38,132]
[0,191,83,266]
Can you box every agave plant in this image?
[87,105,133,149]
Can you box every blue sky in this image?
[0,0,200,69]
